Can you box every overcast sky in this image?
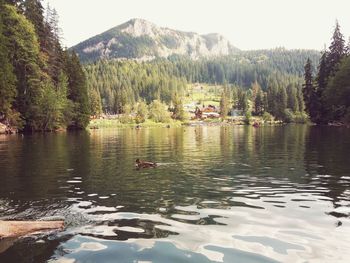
[43,0,350,50]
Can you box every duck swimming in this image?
[135,158,157,169]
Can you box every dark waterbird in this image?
[135,158,157,169]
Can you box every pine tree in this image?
[219,85,230,118]
[327,21,345,76]
[64,51,90,129]
[251,81,263,115]
[1,4,45,130]
[287,83,298,112]
[22,0,46,49]
[44,5,63,85]
[313,22,346,124]
[263,92,268,114]
[254,90,263,116]
[324,56,350,120]
[303,58,319,122]
[267,80,278,116]
[345,37,350,55]
[296,86,305,112]
[275,86,287,120]
[89,88,102,117]
[0,2,17,123]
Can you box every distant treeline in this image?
[85,49,318,121]
[84,60,187,114]
[166,49,320,86]
[303,21,350,125]
[0,0,89,131]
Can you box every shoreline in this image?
[88,118,296,130]
[1,120,348,135]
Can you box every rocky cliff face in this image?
[71,18,239,62]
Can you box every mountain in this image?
[71,18,240,62]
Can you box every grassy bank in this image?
[88,117,288,129]
[88,119,184,129]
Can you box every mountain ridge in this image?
[71,18,240,62]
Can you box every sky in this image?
[43,0,350,50]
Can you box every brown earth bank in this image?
[0,220,64,239]
[0,220,64,254]
[0,122,17,134]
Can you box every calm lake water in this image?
[0,125,350,262]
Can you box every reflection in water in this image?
[0,126,349,262]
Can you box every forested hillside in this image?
[0,0,89,132]
[85,49,319,120]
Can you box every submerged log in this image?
[0,220,64,239]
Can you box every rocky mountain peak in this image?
[71,19,240,62]
[120,18,159,37]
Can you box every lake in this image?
[0,125,349,262]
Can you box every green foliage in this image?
[235,87,248,112]
[327,21,346,76]
[172,93,186,121]
[89,88,102,117]
[303,58,320,123]
[0,2,90,131]
[293,111,309,124]
[22,0,46,43]
[304,21,349,124]
[283,109,294,123]
[65,51,90,129]
[0,8,17,121]
[281,110,308,124]
[244,111,252,125]
[252,81,263,115]
[1,3,44,130]
[37,79,67,130]
[324,56,350,120]
[84,60,187,113]
[262,112,274,122]
[135,101,148,123]
[220,85,230,118]
[6,108,24,128]
[149,100,171,123]
[82,47,314,122]
[267,78,289,120]
[286,83,299,112]
[119,104,133,124]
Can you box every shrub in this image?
[244,111,252,125]
[135,101,148,124]
[283,109,294,123]
[294,111,309,124]
[149,100,171,123]
[119,104,134,124]
[262,112,274,122]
